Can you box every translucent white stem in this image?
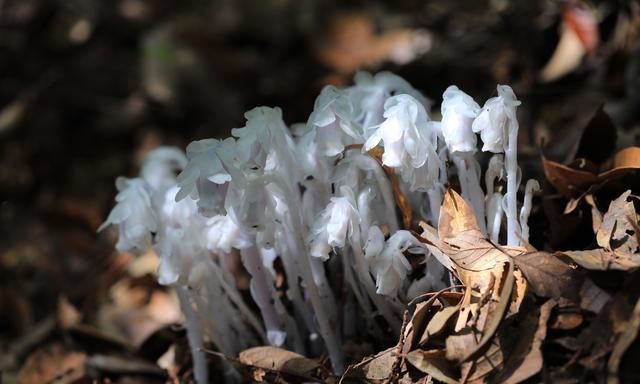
[427,186,443,226]
[176,286,208,384]
[205,260,267,345]
[519,179,540,244]
[350,236,403,333]
[240,244,286,346]
[486,193,503,243]
[283,213,345,373]
[505,124,520,245]
[453,154,487,234]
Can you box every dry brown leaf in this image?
[607,297,640,383]
[344,347,396,382]
[501,300,554,384]
[561,249,640,270]
[599,146,640,180]
[16,343,87,384]
[423,304,460,342]
[561,191,640,271]
[405,349,458,384]
[543,147,640,198]
[585,194,603,233]
[549,298,583,330]
[542,155,599,198]
[461,336,504,383]
[419,190,522,366]
[239,346,321,378]
[511,251,582,300]
[596,190,639,254]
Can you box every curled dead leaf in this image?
[239,346,321,378]
[406,349,458,384]
[543,147,640,198]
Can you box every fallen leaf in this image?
[561,249,640,270]
[239,346,321,378]
[406,349,458,384]
[607,297,640,383]
[343,347,396,382]
[511,251,582,300]
[549,298,583,330]
[585,194,603,233]
[543,147,640,198]
[500,300,554,384]
[419,190,521,365]
[424,304,460,342]
[461,336,504,383]
[16,343,87,384]
[542,154,599,198]
[596,190,639,255]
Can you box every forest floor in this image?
[1,0,640,383]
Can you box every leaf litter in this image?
[339,186,640,383]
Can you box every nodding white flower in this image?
[233,106,296,172]
[140,147,187,190]
[205,214,252,254]
[307,86,360,157]
[364,225,385,260]
[367,230,423,296]
[441,86,481,154]
[472,85,521,153]
[175,138,233,217]
[156,185,206,285]
[350,71,429,138]
[99,177,158,253]
[155,227,191,286]
[364,94,431,168]
[308,186,359,261]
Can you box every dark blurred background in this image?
[0,0,639,381]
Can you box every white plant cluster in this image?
[100,71,538,381]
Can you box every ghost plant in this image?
[100,72,539,382]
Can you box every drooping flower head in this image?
[308,186,360,261]
[99,177,158,253]
[350,71,429,138]
[233,106,297,173]
[175,138,234,217]
[365,228,424,296]
[472,85,521,153]
[307,85,360,157]
[441,85,481,154]
[364,94,430,168]
[140,146,187,190]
